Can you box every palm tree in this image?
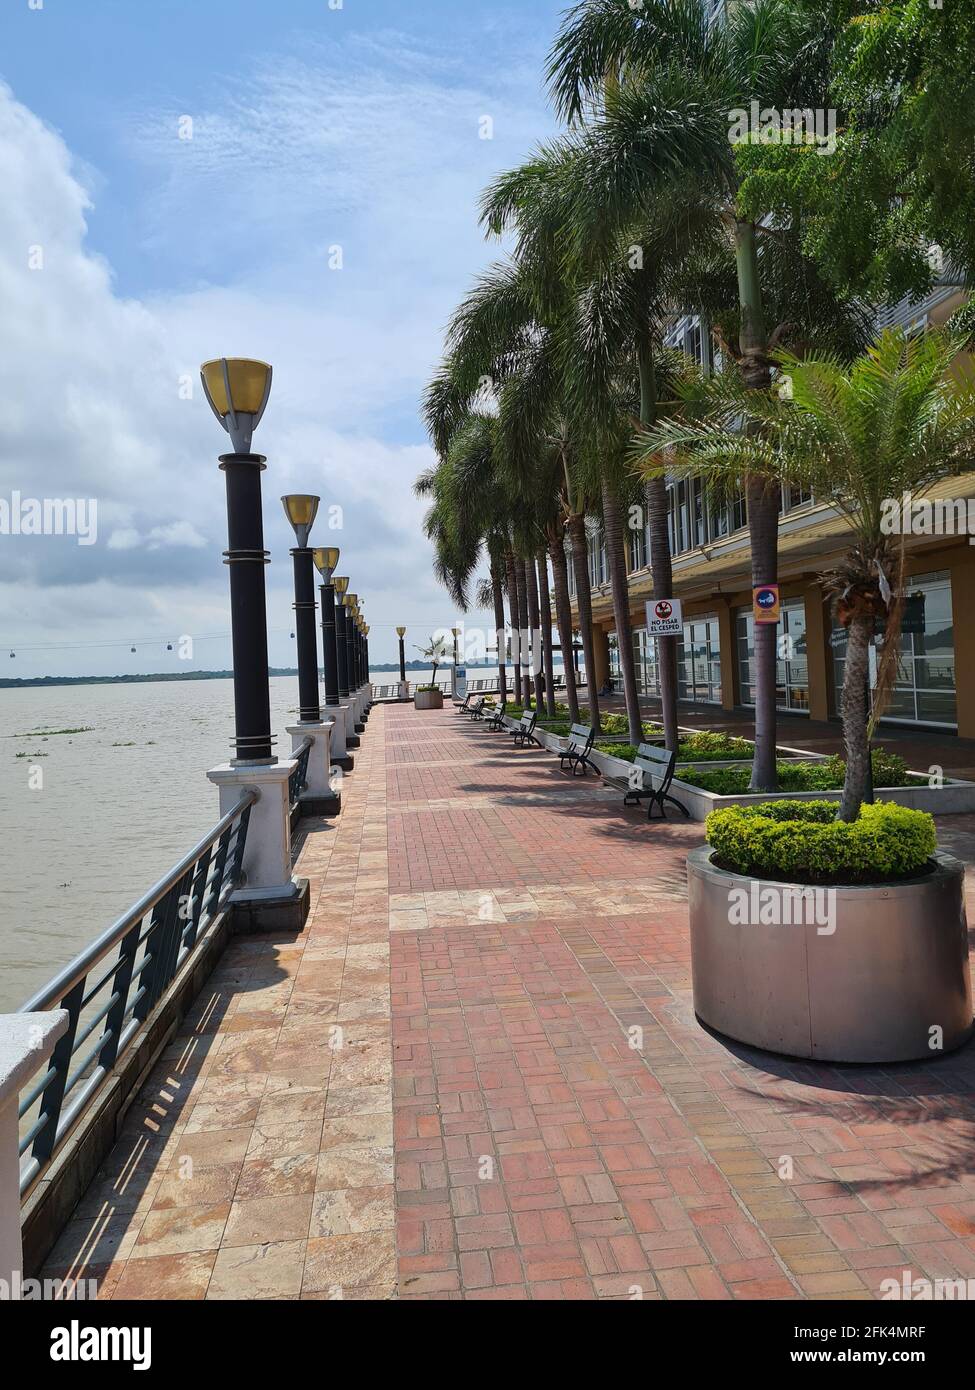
[546,0,843,787]
[635,327,975,818]
[425,260,595,726]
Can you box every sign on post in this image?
[645,598,683,636]
[753,585,780,624]
[455,667,467,699]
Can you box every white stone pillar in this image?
[286,723,340,814]
[0,1011,68,1289]
[207,761,298,902]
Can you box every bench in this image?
[603,742,690,820]
[456,691,475,713]
[559,723,595,777]
[486,700,507,731]
[468,696,487,720]
[510,709,539,748]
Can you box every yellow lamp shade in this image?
[282,495,319,528]
[346,592,358,609]
[396,626,406,638]
[313,546,340,577]
[200,358,272,453]
[201,358,272,415]
[363,624,370,636]
[332,575,349,595]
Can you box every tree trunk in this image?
[518,557,533,706]
[504,548,522,704]
[548,531,580,724]
[734,219,778,793]
[536,552,557,719]
[601,476,642,744]
[524,555,541,707]
[839,613,872,822]
[638,339,679,752]
[567,512,600,733]
[491,561,507,704]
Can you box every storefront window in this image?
[736,598,809,712]
[678,616,722,704]
[831,571,956,728]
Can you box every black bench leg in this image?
[664,793,690,818]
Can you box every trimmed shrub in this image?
[705,799,936,885]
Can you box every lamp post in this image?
[280,497,342,816]
[201,357,274,765]
[397,626,407,692]
[312,546,353,771]
[201,356,307,928]
[345,593,364,732]
[282,495,321,725]
[451,625,460,700]
[332,576,359,749]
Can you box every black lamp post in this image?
[397,626,407,685]
[313,546,341,708]
[201,356,275,765]
[281,495,321,724]
[333,576,350,697]
[346,593,364,730]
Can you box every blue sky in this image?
[0,0,565,675]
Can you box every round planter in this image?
[414,689,443,711]
[687,847,973,1063]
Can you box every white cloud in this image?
[0,29,555,678]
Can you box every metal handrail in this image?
[20,792,256,1012]
[18,791,256,1197]
[288,737,313,809]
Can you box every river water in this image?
[0,664,569,1010]
[0,676,316,1011]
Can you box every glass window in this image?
[736,598,809,713]
[627,525,646,573]
[830,571,956,728]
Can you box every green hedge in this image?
[706,799,936,885]
[680,750,921,794]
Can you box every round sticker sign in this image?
[755,588,776,609]
[654,600,672,620]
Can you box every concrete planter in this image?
[414,689,444,711]
[687,846,973,1063]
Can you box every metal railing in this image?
[17,792,255,1197]
[288,737,313,810]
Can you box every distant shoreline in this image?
[0,660,510,690]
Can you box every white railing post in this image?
[0,1011,68,1291]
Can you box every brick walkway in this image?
[42,704,975,1299]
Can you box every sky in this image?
[0,0,565,676]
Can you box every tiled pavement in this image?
[41,704,975,1299]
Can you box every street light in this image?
[281,495,321,724]
[201,356,275,764]
[396,626,407,686]
[313,546,341,710]
[332,576,351,701]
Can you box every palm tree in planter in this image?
[413,634,451,707]
[635,327,975,819]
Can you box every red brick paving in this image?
[388,705,975,1301]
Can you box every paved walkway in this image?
[42,705,975,1299]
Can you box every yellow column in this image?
[715,599,736,709]
[951,558,975,737]
[804,583,830,722]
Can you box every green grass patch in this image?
[13,726,94,737]
[679,751,923,795]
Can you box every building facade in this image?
[565,288,975,737]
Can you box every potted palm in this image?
[413,635,449,709]
[637,328,975,1060]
